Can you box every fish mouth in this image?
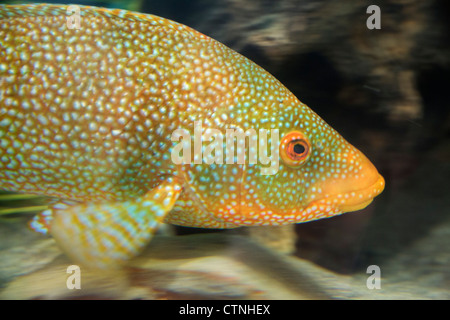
[288,173,385,224]
[340,173,385,212]
[318,173,385,214]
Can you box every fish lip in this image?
[333,173,385,213]
[311,173,385,214]
[337,198,374,213]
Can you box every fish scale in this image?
[0,4,384,268]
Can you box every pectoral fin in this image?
[31,179,182,269]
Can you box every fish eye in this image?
[280,131,311,167]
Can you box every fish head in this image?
[235,95,385,226]
[169,39,384,228]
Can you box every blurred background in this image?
[1,0,449,299]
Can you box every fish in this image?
[0,4,385,269]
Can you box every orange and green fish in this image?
[0,4,385,269]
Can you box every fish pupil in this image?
[293,143,305,155]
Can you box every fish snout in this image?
[317,148,385,213]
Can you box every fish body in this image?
[0,4,384,268]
